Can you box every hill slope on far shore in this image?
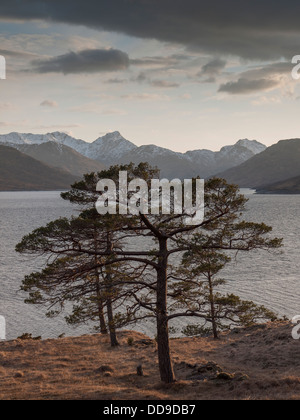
[13,142,106,178]
[0,145,78,191]
[217,139,300,188]
[256,174,300,194]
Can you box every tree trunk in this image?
[105,232,119,347]
[95,279,108,334]
[94,228,108,335]
[107,293,119,347]
[156,238,176,383]
[99,299,108,335]
[208,273,218,339]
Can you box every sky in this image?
[0,0,300,152]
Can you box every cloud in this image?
[239,62,292,79]
[218,78,281,95]
[31,48,130,74]
[132,72,148,83]
[130,54,192,68]
[251,96,281,106]
[1,1,300,60]
[99,108,127,116]
[218,61,293,95]
[105,77,128,84]
[70,103,127,115]
[40,100,58,107]
[0,49,37,59]
[121,93,171,101]
[34,123,82,130]
[180,93,192,100]
[0,102,15,111]
[130,71,180,88]
[150,80,180,88]
[198,58,227,82]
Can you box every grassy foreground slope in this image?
[0,322,299,400]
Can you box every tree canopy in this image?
[16,163,282,383]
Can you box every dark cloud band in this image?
[1,0,300,60]
[198,58,227,82]
[31,48,130,74]
[219,78,281,95]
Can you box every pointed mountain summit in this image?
[86,131,137,164]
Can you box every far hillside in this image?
[256,175,300,194]
[0,145,78,191]
[5,142,106,178]
[217,139,300,188]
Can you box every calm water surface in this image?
[0,190,299,340]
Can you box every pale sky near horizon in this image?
[1,1,300,152]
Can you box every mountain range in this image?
[2,130,300,193]
[0,131,266,184]
[117,138,266,180]
[1,130,300,193]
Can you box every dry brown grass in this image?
[0,321,300,400]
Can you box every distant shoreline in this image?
[0,189,68,193]
[255,189,300,195]
[1,188,300,195]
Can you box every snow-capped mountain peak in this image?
[235,139,266,155]
[87,131,137,164]
[94,131,125,143]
